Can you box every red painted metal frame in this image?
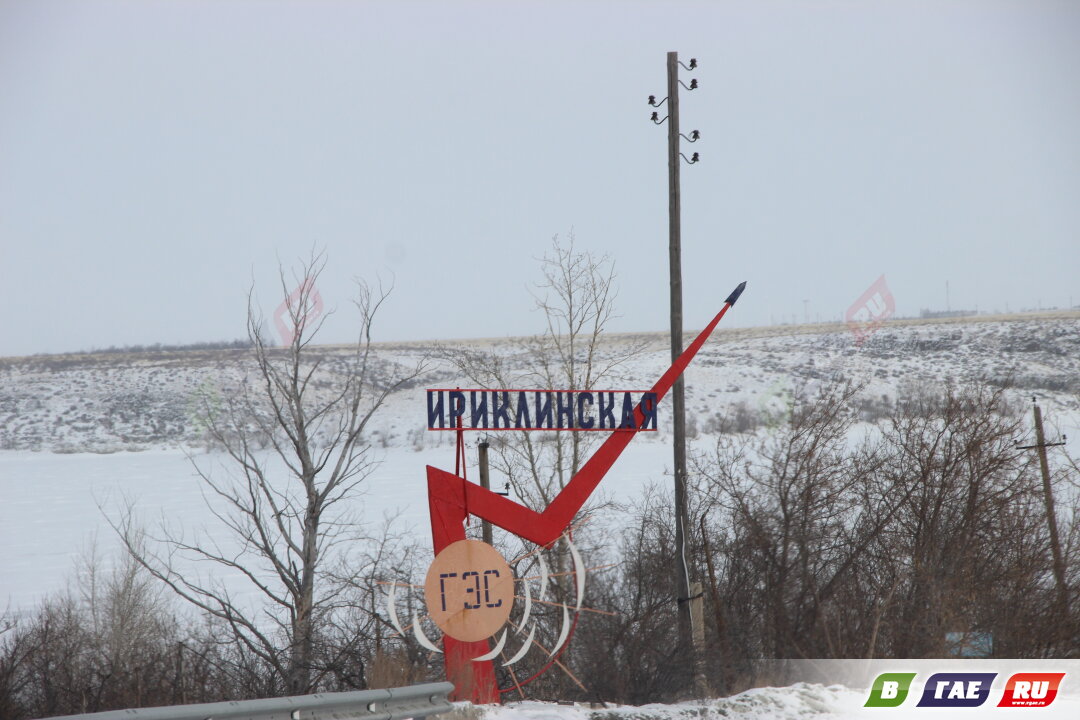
[427,387,654,393]
[426,295,740,703]
[430,427,657,433]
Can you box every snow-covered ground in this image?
[480,686,870,720]
[481,675,1080,719]
[480,658,1080,718]
[0,439,680,612]
[2,314,1080,716]
[2,313,1079,612]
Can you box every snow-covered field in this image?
[0,438,680,612]
[3,315,1080,720]
[2,313,1079,613]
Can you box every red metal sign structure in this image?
[426,282,745,703]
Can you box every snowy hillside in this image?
[2,312,1078,455]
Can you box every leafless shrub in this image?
[565,379,1080,704]
[0,546,189,718]
[111,252,426,696]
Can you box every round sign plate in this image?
[423,539,514,642]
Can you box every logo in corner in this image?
[865,673,917,707]
[916,673,996,707]
[998,673,1065,708]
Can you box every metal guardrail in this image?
[39,681,456,720]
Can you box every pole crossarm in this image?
[1017,441,1067,450]
[36,683,455,720]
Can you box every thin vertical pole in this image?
[690,581,709,696]
[478,440,493,545]
[667,49,695,684]
[1033,403,1068,616]
[175,642,185,705]
[453,392,466,481]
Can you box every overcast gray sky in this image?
[1,0,1078,356]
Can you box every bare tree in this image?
[674,379,1079,690]
[442,233,644,509]
[115,253,424,695]
[433,234,646,697]
[881,384,1060,657]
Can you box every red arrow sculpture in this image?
[426,281,745,702]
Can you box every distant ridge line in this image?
[2,310,1078,362]
[343,309,1080,349]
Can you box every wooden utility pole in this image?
[650,49,703,695]
[1020,400,1069,617]
[665,49,697,693]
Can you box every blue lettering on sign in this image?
[427,391,445,429]
[425,389,660,432]
[438,572,457,611]
[482,569,502,607]
[470,391,488,428]
[577,392,595,428]
[620,393,637,429]
[599,392,616,429]
[515,391,531,428]
[640,392,658,429]
[462,571,482,610]
[535,392,553,428]
[556,392,575,429]
[438,568,506,611]
[447,391,466,428]
[492,392,512,428]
